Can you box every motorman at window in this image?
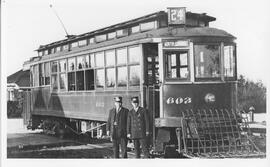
[127,97,150,158]
[106,96,129,158]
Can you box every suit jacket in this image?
[127,107,149,139]
[106,107,129,139]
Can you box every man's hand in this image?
[127,134,131,138]
[106,131,110,136]
[146,132,150,136]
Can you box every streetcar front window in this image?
[165,51,189,80]
[224,45,236,79]
[194,44,221,79]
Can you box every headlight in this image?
[204,93,215,103]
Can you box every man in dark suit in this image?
[127,97,150,158]
[106,96,129,158]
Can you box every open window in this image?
[85,69,95,90]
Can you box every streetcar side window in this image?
[78,39,87,47]
[68,57,76,71]
[51,61,58,73]
[106,68,116,88]
[59,59,66,72]
[33,64,39,87]
[56,46,61,52]
[38,51,43,56]
[95,52,104,67]
[129,65,140,86]
[68,58,76,91]
[131,26,140,34]
[95,34,107,43]
[96,69,105,88]
[224,45,236,79]
[63,44,69,51]
[44,62,50,85]
[128,46,140,64]
[71,42,78,48]
[30,66,34,87]
[116,29,128,38]
[128,46,141,87]
[77,56,86,70]
[194,44,221,79]
[89,38,95,44]
[105,50,115,67]
[165,51,189,80]
[108,32,116,40]
[116,48,127,65]
[140,21,157,32]
[117,66,127,87]
[51,74,58,91]
[59,59,67,91]
[68,72,75,91]
[76,71,85,90]
[39,63,45,86]
[88,54,95,68]
[85,69,95,90]
[59,73,67,90]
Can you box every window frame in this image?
[39,63,45,86]
[58,59,67,91]
[223,42,237,81]
[34,45,142,92]
[44,62,50,86]
[193,43,222,81]
[67,57,76,91]
[164,50,190,82]
[127,45,141,89]
[140,21,157,32]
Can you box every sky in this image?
[2,0,270,84]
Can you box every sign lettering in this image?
[168,7,186,25]
[163,40,189,47]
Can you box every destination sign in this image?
[163,40,189,47]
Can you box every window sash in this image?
[194,44,221,79]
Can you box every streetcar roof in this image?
[30,26,235,63]
[36,10,216,51]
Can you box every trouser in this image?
[112,138,127,158]
[133,138,150,158]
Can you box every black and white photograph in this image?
[1,0,269,166]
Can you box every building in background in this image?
[7,61,31,101]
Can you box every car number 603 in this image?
[166,97,192,104]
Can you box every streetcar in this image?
[27,8,263,158]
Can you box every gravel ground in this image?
[6,119,266,159]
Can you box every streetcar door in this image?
[142,43,160,131]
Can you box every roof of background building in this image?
[7,69,30,88]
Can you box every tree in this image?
[237,75,266,113]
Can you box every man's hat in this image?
[131,96,139,103]
[114,96,122,103]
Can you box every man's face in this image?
[132,102,139,109]
[115,102,122,108]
